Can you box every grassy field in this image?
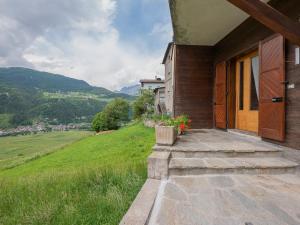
[43,91,111,102]
[0,123,155,225]
[0,131,92,170]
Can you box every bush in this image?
[132,90,155,119]
[92,98,130,132]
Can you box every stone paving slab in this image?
[169,157,298,170]
[153,129,285,152]
[148,174,300,225]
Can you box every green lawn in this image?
[0,123,155,225]
[0,131,92,170]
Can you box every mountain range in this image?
[117,84,140,96]
[0,67,134,129]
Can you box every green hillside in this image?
[0,131,92,170]
[0,123,155,225]
[0,67,134,128]
[0,67,111,94]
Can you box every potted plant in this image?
[155,115,177,146]
[174,115,191,135]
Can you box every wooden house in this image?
[163,0,300,149]
[121,1,300,223]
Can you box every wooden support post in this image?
[227,0,300,45]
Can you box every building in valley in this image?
[140,77,164,90]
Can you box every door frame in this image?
[216,35,286,141]
[235,50,260,134]
[225,48,260,133]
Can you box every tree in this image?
[10,112,32,126]
[132,89,155,119]
[92,98,130,132]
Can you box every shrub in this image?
[92,98,130,132]
[132,90,155,119]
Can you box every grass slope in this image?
[0,131,92,170]
[0,123,154,225]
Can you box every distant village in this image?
[0,122,91,137]
[0,76,166,137]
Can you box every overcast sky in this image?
[0,0,172,90]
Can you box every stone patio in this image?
[121,129,300,225]
[148,174,300,225]
[154,129,285,153]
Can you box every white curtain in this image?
[251,56,259,98]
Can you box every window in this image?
[239,61,244,110]
[250,56,259,110]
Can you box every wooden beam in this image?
[227,0,300,45]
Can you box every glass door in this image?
[236,52,259,133]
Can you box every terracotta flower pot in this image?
[155,125,177,146]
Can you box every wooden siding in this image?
[283,41,300,149]
[214,0,300,149]
[174,45,214,129]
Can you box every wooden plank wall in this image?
[174,45,214,129]
[282,41,300,149]
[214,0,300,149]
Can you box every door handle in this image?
[280,81,289,85]
[272,97,283,103]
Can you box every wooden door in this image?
[259,35,285,141]
[236,52,259,133]
[215,62,227,129]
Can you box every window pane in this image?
[239,61,244,110]
[250,56,259,110]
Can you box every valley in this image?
[0,67,135,132]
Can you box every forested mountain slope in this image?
[0,67,133,128]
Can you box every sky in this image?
[0,0,172,90]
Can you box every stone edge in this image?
[119,179,161,225]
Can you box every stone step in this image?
[170,149,282,158]
[169,157,298,176]
[153,145,283,158]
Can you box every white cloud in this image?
[150,22,173,43]
[0,0,171,90]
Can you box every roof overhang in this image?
[140,79,165,84]
[169,0,270,46]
